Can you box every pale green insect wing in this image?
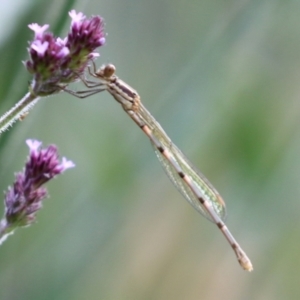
[151,140,227,222]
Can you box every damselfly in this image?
[66,62,253,271]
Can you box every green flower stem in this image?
[0,220,15,245]
[0,92,41,135]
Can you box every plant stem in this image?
[0,92,41,136]
[0,219,14,245]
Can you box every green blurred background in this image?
[0,0,300,299]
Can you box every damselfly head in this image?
[97,64,116,79]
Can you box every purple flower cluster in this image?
[2,140,74,229]
[25,10,105,96]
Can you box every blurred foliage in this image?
[1,0,300,299]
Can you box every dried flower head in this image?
[25,10,105,96]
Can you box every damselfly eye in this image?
[102,64,116,78]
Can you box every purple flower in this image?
[25,10,105,96]
[28,23,49,39]
[30,40,50,57]
[67,10,106,57]
[2,140,75,230]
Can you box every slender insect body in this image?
[70,63,253,271]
